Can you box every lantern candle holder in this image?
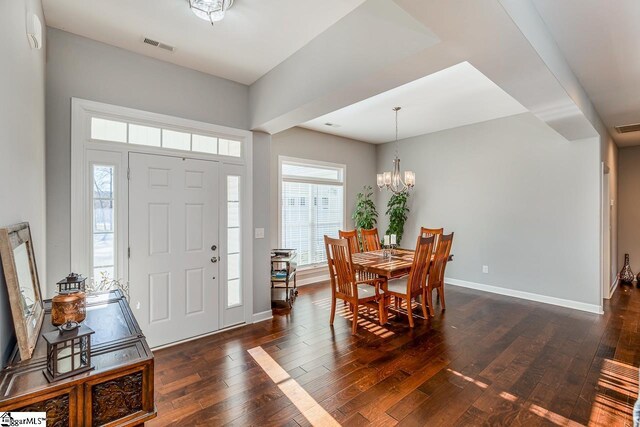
[43,324,94,382]
[56,272,86,293]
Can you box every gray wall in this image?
[252,132,272,314]
[618,146,640,276]
[0,0,47,367]
[46,28,250,290]
[270,127,377,248]
[377,113,601,307]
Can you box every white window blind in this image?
[280,158,344,267]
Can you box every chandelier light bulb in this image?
[383,172,392,186]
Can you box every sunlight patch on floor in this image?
[313,298,395,337]
[528,402,583,426]
[588,358,638,426]
[447,368,489,389]
[248,346,340,427]
[450,371,583,425]
[496,390,583,426]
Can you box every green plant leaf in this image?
[385,192,410,244]
[352,185,378,249]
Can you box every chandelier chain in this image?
[376,107,415,195]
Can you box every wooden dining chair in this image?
[324,236,386,334]
[339,229,360,254]
[382,235,434,327]
[424,232,454,316]
[361,228,381,252]
[420,227,443,253]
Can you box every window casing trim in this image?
[277,156,347,267]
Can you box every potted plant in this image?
[352,186,378,248]
[386,192,410,245]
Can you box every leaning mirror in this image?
[0,222,44,360]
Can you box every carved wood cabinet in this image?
[0,290,156,426]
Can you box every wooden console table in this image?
[0,290,156,426]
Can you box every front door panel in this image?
[129,153,219,347]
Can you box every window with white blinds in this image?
[280,158,345,267]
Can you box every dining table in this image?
[351,249,416,279]
[350,249,454,323]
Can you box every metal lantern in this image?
[56,272,87,293]
[43,324,94,382]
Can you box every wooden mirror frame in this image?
[0,222,44,360]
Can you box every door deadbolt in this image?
[211,245,217,251]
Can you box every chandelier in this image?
[377,107,415,194]
[189,0,234,24]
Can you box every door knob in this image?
[211,245,217,251]
[211,257,218,263]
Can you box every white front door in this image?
[129,152,220,347]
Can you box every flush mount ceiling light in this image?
[189,0,234,25]
[377,107,415,194]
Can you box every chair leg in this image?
[330,297,337,325]
[406,297,414,328]
[440,286,446,310]
[427,288,435,317]
[421,291,429,318]
[352,303,359,334]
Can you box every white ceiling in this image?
[42,0,367,85]
[300,62,528,144]
[532,0,640,147]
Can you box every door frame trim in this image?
[71,98,254,326]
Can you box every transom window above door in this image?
[90,117,242,157]
[280,157,345,267]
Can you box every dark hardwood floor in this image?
[149,282,640,426]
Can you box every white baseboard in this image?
[608,278,619,299]
[252,310,273,323]
[445,277,604,315]
[297,273,329,287]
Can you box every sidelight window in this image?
[92,165,116,280]
[227,176,241,307]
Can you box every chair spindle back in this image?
[324,236,356,298]
[407,235,434,294]
[420,227,443,252]
[361,228,381,252]
[339,229,360,254]
[428,232,454,289]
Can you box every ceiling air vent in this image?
[143,37,175,52]
[615,123,640,134]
